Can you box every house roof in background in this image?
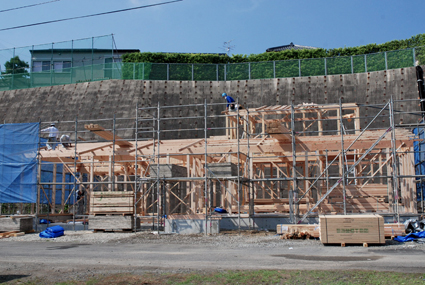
[266,42,319,52]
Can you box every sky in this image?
[0,0,424,56]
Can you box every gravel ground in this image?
[2,229,424,250]
[1,230,425,284]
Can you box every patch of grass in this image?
[9,270,425,285]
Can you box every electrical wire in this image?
[0,0,61,13]
[0,0,183,32]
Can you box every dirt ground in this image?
[0,230,424,284]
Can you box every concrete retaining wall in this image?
[0,66,420,139]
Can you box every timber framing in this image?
[38,99,420,227]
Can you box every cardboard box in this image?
[319,214,385,245]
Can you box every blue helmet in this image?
[222,93,227,97]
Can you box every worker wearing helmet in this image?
[222,93,236,111]
[41,123,59,150]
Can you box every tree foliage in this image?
[2,56,29,77]
[120,33,425,81]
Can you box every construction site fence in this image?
[0,45,424,91]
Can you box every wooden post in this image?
[51,163,57,214]
[61,169,66,213]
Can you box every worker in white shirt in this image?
[60,134,71,148]
[41,123,59,150]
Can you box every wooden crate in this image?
[319,214,385,245]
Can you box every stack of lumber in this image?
[319,214,385,246]
[384,223,405,238]
[89,215,140,231]
[0,231,26,239]
[277,224,319,239]
[322,184,391,213]
[89,191,141,215]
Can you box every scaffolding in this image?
[36,97,423,232]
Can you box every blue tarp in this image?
[394,231,425,242]
[39,225,64,238]
[0,123,39,203]
[413,125,425,201]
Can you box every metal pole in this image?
[204,100,208,235]
[237,98,241,232]
[73,116,78,230]
[290,103,296,223]
[385,52,388,70]
[364,54,367,73]
[298,59,301,77]
[246,106,252,229]
[70,40,74,84]
[413,48,416,66]
[91,37,94,81]
[112,115,116,192]
[134,104,138,232]
[273,61,276,78]
[339,98,347,215]
[324,58,327,76]
[36,121,42,232]
[216,64,219,81]
[351,56,354,74]
[389,96,400,223]
[156,102,161,231]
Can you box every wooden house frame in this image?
[38,100,418,224]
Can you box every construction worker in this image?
[60,134,71,148]
[222,93,237,111]
[41,123,59,150]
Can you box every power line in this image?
[0,0,183,32]
[0,0,61,13]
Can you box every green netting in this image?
[326,56,352,75]
[275,60,299,78]
[226,63,249,80]
[193,64,218,81]
[169,64,192,81]
[353,55,366,73]
[251,61,274,79]
[300,58,325,76]
[387,49,414,69]
[366,53,386,72]
[415,46,425,66]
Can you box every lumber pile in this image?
[277,224,319,239]
[0,231,26,239]
[89,191,141,215]
[384,223,405,238]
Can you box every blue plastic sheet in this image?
[413,125,425,201]
[39,225,64,238]
[0,123,39,203]
[394,231,425,242]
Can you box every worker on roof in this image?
[41,123,59,150]
[222,93,237,111]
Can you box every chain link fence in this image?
[0,44,423,91]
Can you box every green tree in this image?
[2,56,29,77]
